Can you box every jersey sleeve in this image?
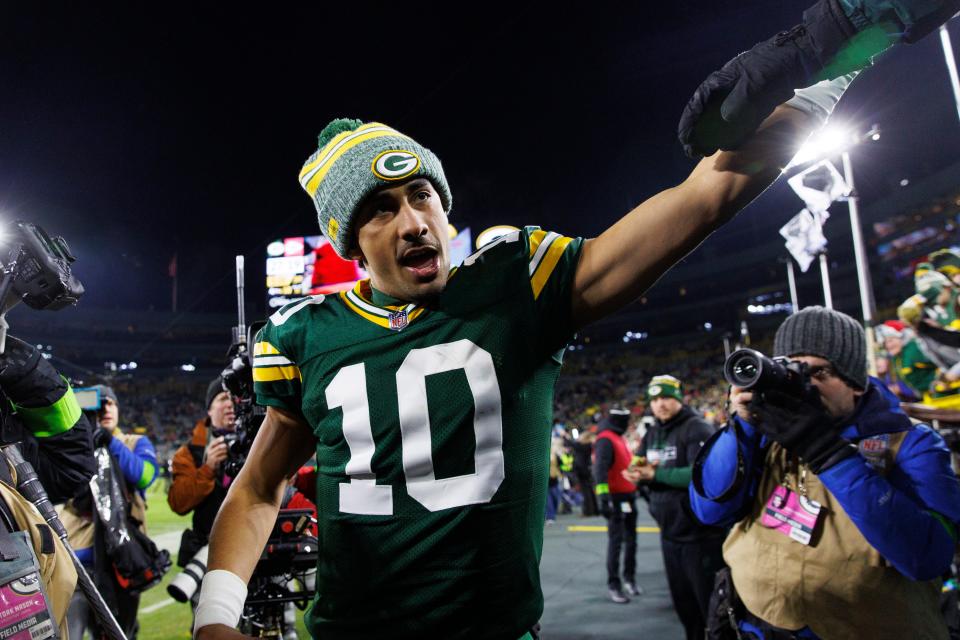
[253,319,304,416]
[523,227,584,353]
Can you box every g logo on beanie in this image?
[372,151,421,181]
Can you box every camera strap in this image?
[692,420,748,503]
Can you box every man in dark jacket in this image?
[626,375,725,639]
[593,407,639,603]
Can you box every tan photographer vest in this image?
[724,438,947,640]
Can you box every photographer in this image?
[60,384,160,639]
[690,306,960,639]
[0,335,96,634]
[167,380,235,603]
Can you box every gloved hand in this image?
[93,427,113,449]
[678,0,872,158]
[751,389,857,474]
[598,494,614,519]
[0,336,66,408]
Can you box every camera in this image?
[724,348,809,396]
[167,544,209,603]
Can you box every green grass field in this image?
[131,482,310,639]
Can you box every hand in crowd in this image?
[729,386,754,423]
[622,462,657,484]
[204,436,228,470]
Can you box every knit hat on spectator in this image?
[298,118,453,258]
[93,385,118,407]
[647,375,683,402]
[773,306,867,390]
[206,378,225,410]
[930,248,960,279]
[914,263,951,302]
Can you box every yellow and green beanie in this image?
[647,375,683,402]
[298,118,452,258]
[930,249,960,279]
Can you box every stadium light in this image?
[787,121,880,373]
[181,364,196,372]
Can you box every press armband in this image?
[595,483,610,496]
[193,569,247,637]
[13,384,81,438]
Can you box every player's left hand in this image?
[678,0,864,158]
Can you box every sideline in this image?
[141,598,176,615]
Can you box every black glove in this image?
[93,427,113,449]
[0,336,67,408]
[678,0,865,158]
[751,389,857,474]
[598,494,614,519]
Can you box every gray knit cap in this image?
[773,306,867,390]
[298,118,452,258]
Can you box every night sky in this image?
[2,3,958,320]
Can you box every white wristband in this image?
[193,569,248,638]
[785,71,859,124]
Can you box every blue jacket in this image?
[690,378,960,584]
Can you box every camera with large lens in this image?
[724,348,809,396]
[167,544,208,603]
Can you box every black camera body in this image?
[724,348,810,396]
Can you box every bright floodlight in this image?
[788,125,853,168]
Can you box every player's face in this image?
[650,396,682,422]
[352,178,450,303]
[98,398,119,432]
[208,391,236,430]
[791,355,862,419]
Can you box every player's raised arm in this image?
[571,0,960,328]
[571,102,814,328]
[194,406,317,640]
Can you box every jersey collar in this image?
[339,280,428,331]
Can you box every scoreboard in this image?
[266,235,366,309]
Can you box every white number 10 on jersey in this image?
[326,339,505,514]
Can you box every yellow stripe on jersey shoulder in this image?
[530,235,573,300]
[528,229,547,259]
[252,365,302,383]
[254,341,281,356]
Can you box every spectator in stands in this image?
[876,320,919,402]
[690,307,960,639]
[168,379,236,612]
[897,295,942,397]
[625,375,725,640]
[61,384,159,639]
[594,407,639,603]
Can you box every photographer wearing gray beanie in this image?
[689,306,960,639]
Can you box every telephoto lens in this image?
[723,348,806,395]
[167,544,209,602]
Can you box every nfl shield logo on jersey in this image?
[388,310,409,331]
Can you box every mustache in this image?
[396,238,440,260]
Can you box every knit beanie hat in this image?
[93,385,118,407]
[206,378,225,410]
[773,306,867,390]
[605,407,631,434]
[298,118,453,258]
[914,263,951,302]
[647,375,683,402]
[930,248,960,278]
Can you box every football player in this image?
[195,2,958,637]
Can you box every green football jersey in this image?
[254,226,583,640]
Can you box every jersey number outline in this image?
[326,339,505,514]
